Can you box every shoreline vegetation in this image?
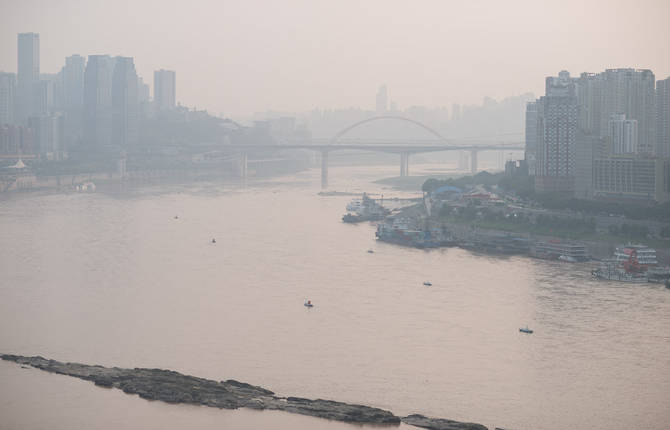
[1,354,488,430]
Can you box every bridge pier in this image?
[321,150,329,189]
[470,149,478,174]
[240,151,248,185]
[400,152,410,177]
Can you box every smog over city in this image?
[1,1,669,430]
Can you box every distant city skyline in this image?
[1,0,669,118]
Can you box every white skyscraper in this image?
[608,113,638,154]
[154,69,176,110]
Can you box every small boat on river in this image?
[423,281,432,286]
[519,326,533,334]
[304,300,314,308]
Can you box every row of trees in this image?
[423,174,670,222]
[438,204,597,236]
[608,224,650,239]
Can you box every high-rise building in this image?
[33,79,54,116]
[154,69,176,110]
[29,113,63,159]
[574,131,602,199]
[608,113,638,154]
[61,55,85,109]
[575,69,656,154]
[83,55,114,148]
[576,72,602,134]
[16,33,40,123]
[658,77,670,159]
[61,55,85,145]
[596,69,656,155]
[0,124,35,156]
[534,71,578,193]
[0,72,16,125]
[112,57,139,147]
[375,84,387,113]
[137,76,150,103]
[593,157,670,203]
[524,101,537,175]
[545,70,576,96]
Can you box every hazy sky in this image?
[1,0,669,119]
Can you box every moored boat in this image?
[591,259,648,283]
[342,193,389,223]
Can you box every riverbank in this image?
[0,157,309,195]
[1,354,487,430]
[380,201,670,264]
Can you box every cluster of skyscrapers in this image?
[525,69,670,203]
[0,33,177,160]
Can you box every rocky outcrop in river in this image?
[402,414,488,430]
[1,354,488,429]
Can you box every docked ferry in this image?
[591,244,659,283]
[591,260,649,283]
[342,193,389,223]
[532,240,588,262]
[613,244,658,266]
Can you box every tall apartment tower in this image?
[576,69,656,154]
[0,73,16,125]
[534,71,578,193]
[62,55,85,109]
[524,101,538,175]
[608,114,638,154]
[576,72,602,134]
[16,33,40,123]
[600,69,656,155]
[83,55,115,148]
[112,57,139,147]
[375,84,388,113]
[60,55,85,145]
[658,77,670,158]
[154,69,176,110]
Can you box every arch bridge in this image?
[228,116,523,188]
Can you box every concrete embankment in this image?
[1,354,488,430]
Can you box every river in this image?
[1,164,669,430]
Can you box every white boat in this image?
[591,260,648,283]
[614,244,658,266]
[558,255,578,263]
[346,199,363,212]
[423,281,432,286]
[76,182,96,192]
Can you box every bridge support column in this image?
[321,150,329,189]
[400,152,410,177]
[470,149,478,174]
[240,151,248,185]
